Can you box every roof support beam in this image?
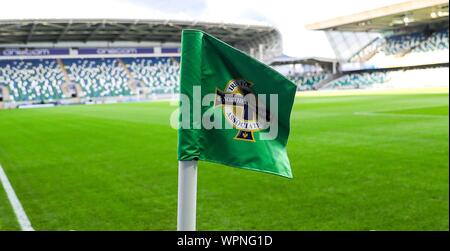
[113,20,139,42]
[56,21,72,43]
[0,37,24,43]
[26,22,37,43]
[85,22,105,42]
[0,24,20,32]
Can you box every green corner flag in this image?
[177,29,296,178]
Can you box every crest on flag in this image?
[215,79,270,142]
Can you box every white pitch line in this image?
[0,164,34,231]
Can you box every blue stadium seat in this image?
[63,58,132,98]
[327,71,389,89]
[122,57,180,94]
[0,59,65,102]
[287,72,329,91]
[350,29,449,62]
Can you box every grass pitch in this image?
[0,92,448,230]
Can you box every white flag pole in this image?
[177,160,198,231]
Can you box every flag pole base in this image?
[177,160,198,231]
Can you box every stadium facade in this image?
[278,0,449,91]
[0,19,282,108]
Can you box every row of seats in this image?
[326,72,389,89]
[64,58,132,98]
[411,29,449,53]
[0,57,180,102]
[382,32,427,56]
[350,29,449,62]
[122,57,180,94]
[0,60,65,102]
[287,72,329,90]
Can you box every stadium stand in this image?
[64,58,132,98]
[287,72,330,91]
[122,57,180,94]
[412,29,449,52]
[270,56,336,91]
[349,29,449,63]
[0,19,281,108]
[0,57,181,103]
[0,59,65,102]
[366,29,449,64]
[306,0,449,91]
[325,71,389,89]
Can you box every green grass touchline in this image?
[0,93,448,230]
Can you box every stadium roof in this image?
[0,19,283,61]
[270,55,336,66]
[0,19,278,45]
[305,0,449,32]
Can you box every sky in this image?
[1,0,409,58]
